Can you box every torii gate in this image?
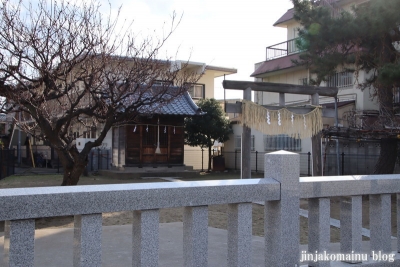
[222,80,339,178]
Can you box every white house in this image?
[224,0,389,175]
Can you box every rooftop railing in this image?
[1,151,400,266]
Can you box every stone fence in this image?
[1,151,400,266]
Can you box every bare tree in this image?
[0,0,200,185]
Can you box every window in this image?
[235,135,255,151]
[264,134,301,151]
[82,127,96,138]
[299,77,308,86]
[188,84,205,99]
[327,71,353,88]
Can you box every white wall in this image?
[197,71,216,99]
[184,145,210,171]
[255,69,310,106]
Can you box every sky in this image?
[106,0,294,99]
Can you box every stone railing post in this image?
[308,198,330,267]
[398,193,400,252]
[73,214,102,267]
[370,194,392,254]
[340,196,362,263]
[132,209,160,267]
[227,202,253,267]
[264,150,300,267]
[4,219,35,267]
[183,206,208,267]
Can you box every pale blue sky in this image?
[107,0,294,99]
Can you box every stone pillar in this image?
[279,92,285,107]
[311,93,319,106]
[4,219,35,267]
[340,196,362,263]
[227,203,252,267]
[241,87,252,179]
[264,151,299,267]
[311,93,322,176]
[73,214,102,267]
[397,193,400,252]
[119,126,126,167]
[132,209,159,267]
[370,194,392,254]
[308,198,330,267]
[112,127,119,168]
[183,206,208,267]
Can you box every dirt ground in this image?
[0,172,397,244]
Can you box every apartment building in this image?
[224,0,390,175]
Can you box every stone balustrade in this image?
[1,151,400,266]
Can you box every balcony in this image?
[266,38,301,61]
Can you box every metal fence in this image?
[322,152,394,176]
[11,146,111,174]
[0,149,15,179]
[218,150,400,177]
[7,144,396,177]
[320,139,400,176]
[86,148,111,172]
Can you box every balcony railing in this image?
[266,38,301,61]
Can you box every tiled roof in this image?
[251,53,300,77]
[273,8,295,26]
[274,0,342,26]
[152,92,204,116]
[123,86,204,116]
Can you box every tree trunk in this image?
[374,138,398,174]
[311,133,322,176]
[208,145,212,172]
[374,81,397,174]
[59,153,89,186]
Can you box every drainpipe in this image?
[223,74,226,112]
[335,96,340,175]
[17,112,21,167]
